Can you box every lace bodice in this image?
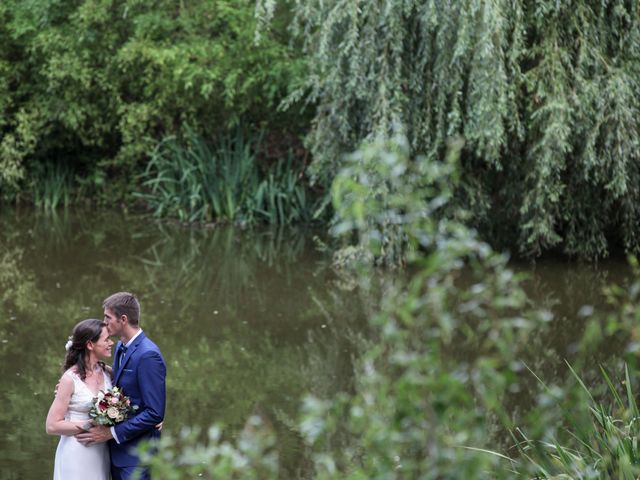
[64,369,112,421]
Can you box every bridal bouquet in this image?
[89,387,138,426]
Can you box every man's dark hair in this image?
[103,291,140,326]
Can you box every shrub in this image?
[0,0,307,203]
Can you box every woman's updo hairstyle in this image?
[63,318,106,380]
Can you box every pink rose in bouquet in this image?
[89,387,138,426]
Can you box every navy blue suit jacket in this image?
[110,331,166,468]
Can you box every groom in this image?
[76,291,167,480]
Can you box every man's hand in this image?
[75,425,113,445]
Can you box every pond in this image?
[0,208,631,478]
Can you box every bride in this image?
[46,318,113,480]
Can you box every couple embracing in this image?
[46,292,166,480]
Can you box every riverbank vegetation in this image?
[137,128,320,224]
[0,0,308,212]
[2,1,640,257]
[139,135,640,478]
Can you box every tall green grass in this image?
[513,363,640,478]
[253,155,315,224]
[137,129,319,225]
[137,129,256,223]
[31,162,73,210]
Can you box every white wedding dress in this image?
[53,369,111,480]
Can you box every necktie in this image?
[118,344,128,365]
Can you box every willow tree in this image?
[262,0,640,257]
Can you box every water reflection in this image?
[0,209,365,479]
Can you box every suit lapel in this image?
[114,331,146,385]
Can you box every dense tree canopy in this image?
[2,0,640,256]
[278,0,640,257]
[0,0,305,199]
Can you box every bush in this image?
[0,0,307,203]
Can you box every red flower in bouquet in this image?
[89,387,138,426]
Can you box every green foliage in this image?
[140,422,278,480]
[141,135,640,479]
[299,135,533,478]
[137,130,259,223]
[271,0,640,258]
[513,364,640,478]
[30,162,74,211]
[137,129,319,225]
[331,130,464,267]
[309,138,640,478]
[253,155,318,225]
[0,0,306,202]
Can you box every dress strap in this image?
[102,369,112,389]
[62,370,80,394]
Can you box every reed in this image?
[137,129,225,222]
[513,363,640,478]
[31,163,73,211]
[138,129,317,225]
[253,155,314,225]
[208,132,259,222]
